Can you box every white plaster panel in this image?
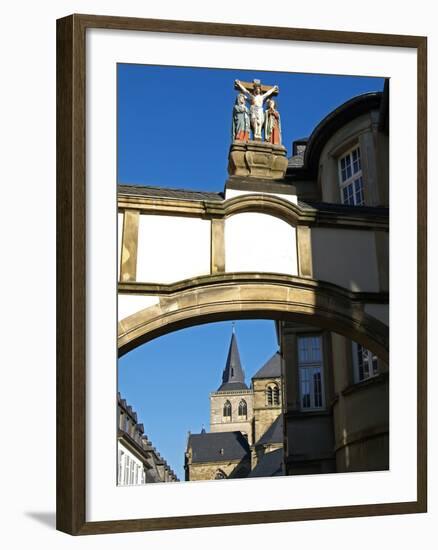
[225,212,298,275]
[136,215,211,283]
[365,303,389,326]
[117,212,123,281]
[118,295,159,322]
[225,188,298,205]
[311,228,379,292]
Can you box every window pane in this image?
[300,368,311,408]
[298,336,321,363]
[352,148,361,173]
[354,177,364,205]
[372,356,379,376]
[313,370,322,407]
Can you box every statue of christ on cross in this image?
[234,79,279,140]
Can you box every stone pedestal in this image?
[228,140,288,179]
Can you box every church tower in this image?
[209,326,254,444]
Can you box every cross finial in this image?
[232,321,236,334]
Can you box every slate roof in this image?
[253,352,282,380]
[118,183,223,202]
[256,415,283,446]
[288,153,305,168]
[117,392,179,480]
[298,200,389,217]
[217,330,248,391]
[247,448,284,478]
[187,431,250,463]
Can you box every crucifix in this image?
[234,79,279,140]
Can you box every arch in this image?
[223,193,305,227]
[118,274,388,363]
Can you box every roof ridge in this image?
[118,182,223,196]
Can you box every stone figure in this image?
[264,98,282,145]
[232,93,250,142]
[235,79,279,140]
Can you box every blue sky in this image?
[117,64,384,481]
[118,64,384,191]
[118,320,278,481]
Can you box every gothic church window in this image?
[238,399,247,418]
[223,400,232,419]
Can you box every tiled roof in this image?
[256,415,283,446]
[118,183,223,202]
[217,330,248,392]
[187,431,250,463]
[253,352,282,379]
[118,392,178,480]
[298,200,389,216]
[247,448,283,477]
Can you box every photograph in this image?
[116,64,390,485]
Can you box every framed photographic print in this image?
[56,14,427,535]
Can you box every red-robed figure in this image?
[264,98,282,145]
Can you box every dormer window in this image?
[339,146,364,206]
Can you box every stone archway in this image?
[118,274,388,361]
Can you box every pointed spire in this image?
[217,324,248,391]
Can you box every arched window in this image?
[223,400,232,419]
[238,399,247,418]
[215,470,226,480]
[266,386,273,406]
[273,385,280,405]
[266,384,280,406]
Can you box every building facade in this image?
[118,394,179,484]
[279,83,389,475]
[185,329,285,481]
[118,82,390,481]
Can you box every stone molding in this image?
[118,192,388,231]
[118,272,389,304]
[117,275,389,364]
[228,141,288,179]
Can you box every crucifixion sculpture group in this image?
[232,79,282,145]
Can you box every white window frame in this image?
[352,342,379,383]
[338,145,364,206]
[117,449,124,485]
[298,335,325,411]
[124,455,130,486]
